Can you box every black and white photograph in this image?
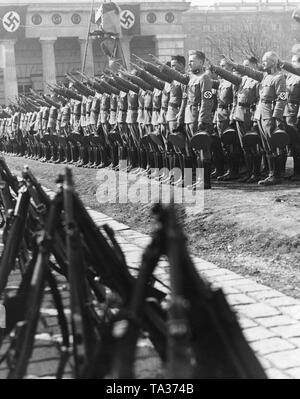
[0,0,300,382]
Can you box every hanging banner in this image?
[0,6,27,39]
[119,4,140,36]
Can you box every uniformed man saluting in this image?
[227,51,287,186]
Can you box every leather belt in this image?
[144,107,153,111]
[218,104,229,109]
[260,99,273,104]
[238,102,251,108]
[128,107,138,111]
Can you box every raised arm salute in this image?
[227,52,287,186]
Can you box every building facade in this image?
[1,1,300,105]
[0,0,189,105]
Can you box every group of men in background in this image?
[0,47,300,190]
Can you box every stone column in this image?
[0,40,18,105]
[79,37,95,76]
[40,37,57,94]
[155,34,186,63]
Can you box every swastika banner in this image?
[0,6,27,39]
[119,4,140,36]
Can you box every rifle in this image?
[0,185,30,294]
[109,204,168,378]
[0,156,20,194]
[7,186,69,379]
[63,168,100,378]
[168,207,267,378]
[164,203,194,378]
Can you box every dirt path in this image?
[5,155,300,299]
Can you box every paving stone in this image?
[249,290,285,300]
[238,284,271,293]
[270,324,300,339]
[288,338,300,347]
[266,368,291,379]
[251,337,295,355]
[226,293,256,306]
[238,317,258,329]
[243,326,276,342]
[219,286,240,295]
[285,367,300,379]
[265,349,300,369]
[210,274,245,283]
[264,297,300,308]
[234,303,280,318]
[202,269,233,278]
[278,305,300,320]
[256,356,271,370]
[256,315,298,328]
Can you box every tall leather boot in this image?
[203,160,212,189]
[280,151,288,179]
[238,153,253,183]
[258,155,281,186]
[130,147,139,172]
[290,155,300,181]
[217,153,239,181]
[151,152,160,179]
[247,153,262,183]
[137,149,147,175]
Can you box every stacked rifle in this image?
[0,157,267,379]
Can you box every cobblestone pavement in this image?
[1,188,300,379]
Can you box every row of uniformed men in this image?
[0,49,300,189]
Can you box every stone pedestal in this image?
[40,37,57,94]
[0,40,18,105]
[155,34,186,62]
[79,37,95,76]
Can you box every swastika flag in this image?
[0,6,27,39]
[119,4,140,36]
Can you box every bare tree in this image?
[206,13,297,63]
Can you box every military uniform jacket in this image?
[90,95,100,126]
[214,67,259,123]
[137,90,145,125]
[212,78,234,123]
[180,72,213,125]
[100,93,111,124]
[126,90,138,124]
[80,98,87,128]
[85,96,93,127]
[143,91,153,125]
[117,91,128,124]
[109,94,118,126]
[158,84,170,124]
[235,65,287,120]
[151,88,162,126]
[284,73,300,119]
[42,107,50,132]
[166,80,183,122]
